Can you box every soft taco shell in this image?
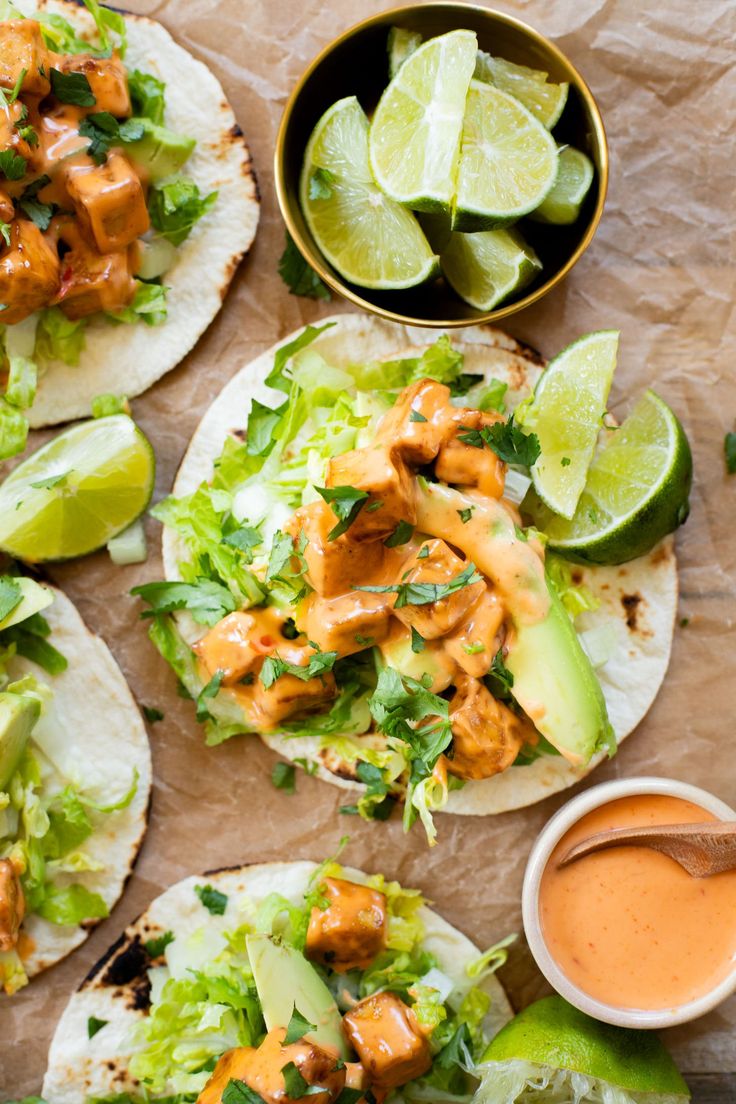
[6,584,152,982]
[162,314,678,816]
[42,860,513,1103]
[17,0,260,427]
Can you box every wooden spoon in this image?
[557,821,736,877]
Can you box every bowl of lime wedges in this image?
[275,3,608,327]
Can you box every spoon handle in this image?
[558,821,736,875]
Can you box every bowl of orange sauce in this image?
[522,777,736,1028]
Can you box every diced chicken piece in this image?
[0,219,60,324]
[304,592,391,657]
[64,152,149,253]
[0,188,12,223]
[375,378,454,465]
[53,218,136,318]
[56,53,131,117]
[446,675,527,781]
[392,539,485,641]
[197,1029,345,1104]
[443,588,505,678]
[0,101,40,169]
[306,876,387,972]
[0,858,25,953]
[435,409,506,499]
[0,20,50,98]
[193,611,268,686]
[343,991,431,1092]
[326,445,416,541]
[250,642,336,729]
[291,500,386,599]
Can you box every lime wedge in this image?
[474,51,569,129]
[531,146,595,225]
[440,227,541,311]
[452,81,558,232]
[300,96,438,290]
[479,996,690,1102]
[0,415,155,562]
[387,26,422,78]
[369,29,478,213]
[526,390,692,564]
[522,330,619,519]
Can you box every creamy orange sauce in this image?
[539,795,736,1010]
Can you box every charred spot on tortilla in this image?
[101,935,149,987]
[650,542,674,567]
[621,592,643,631]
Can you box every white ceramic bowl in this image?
[522,776,736,1029]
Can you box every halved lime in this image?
[478,996,690,1102]
[300,96,438,290]
[387,26,422,78]
[530,146,595,224]
[369,29,478,213]
[452,81,558,232]
[526,390,692,564]
[0,415,155,562]
[521,330,619,519]
[474,51,569,129]
[440,227,541,310]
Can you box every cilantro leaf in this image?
[79,112,145,164]
[458,415,541,467]
[308,167,335,200]
[0,576,22,622]
[725,430,736,474]
[0,221,9,247]
[384,520,414,547]
[272,761,296,793]
[436,1022,471,1069]
[278,231,331,301]
[222,1079,268,1104]
[18,174,53,230]
[128,68,166,124]
[196,670,224,722]
[486,647,514,701]
[315,485,369,540]
[0,149,26,181]
[131,579,237,627]
[246,398,286,456]
[353,760,394,821]
[266,529,310,603]
[260,649,337,689]
[355,561,482,608]
[410,626,425,653]
[284,1006,317,1045]
[457,507,473,524]
[144,930,174,957]
[149,176,218,246]
[409,409,427,422]
[49,68,96,106]
[194,883,228,915]
[281,1062,325,1099]
[264,322,336,393]
[29,471,68,490]
[87,1016,108,1039]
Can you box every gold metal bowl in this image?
[275,2,608,329]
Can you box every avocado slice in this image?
[0,691,40,791]
[246,933,348,1058]
[126,119,195,182]
[506,574,613,766]
[0,577,52,632]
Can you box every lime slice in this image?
[369,29,478,213]
[300,96,438,290]
[475,51,569,129]
[479,996,690,1102]
[0,415,155,562]
[452,81,558,232]
[387,26,422,78]
[522,330,619,519]
[530,146,595,225]
[526,390,692,564]
[440,227,541,311]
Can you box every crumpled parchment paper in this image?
[3,0,736,1095]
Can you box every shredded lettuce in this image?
[345,335,465,392]
[128,69,166,125]
[107,281,168,327]
[471,1059,688,1104]
[546,554,600,620]
[35,308,87,366]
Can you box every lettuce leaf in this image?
[107,281,168,327]
[149,177,217,246]
[546,553,600,620]
[35,882,108,925]
[35,307,87,366]
[128,69,166,125]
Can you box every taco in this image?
[0,572,151,994]
[42,857,513,1103]
[134,315,680,842]
[0,0,259,452]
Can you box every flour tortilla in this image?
[162,314,678,816]
[42,859,514,1104]
[4,584,151,983]
[15,0,260,427]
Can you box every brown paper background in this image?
[3,0,736,1097]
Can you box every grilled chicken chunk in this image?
[197,1029,345,1104]
[194,610,272,686]
[434,408,506,498]
[0,220,60,324]
[0,858,25,953]
[65,152,149,253]
[291,500,386,599]
[52,219,135,319]
[303,591,391,658]
[377,378,453,465]
[306,876,387,972]
[443,588,505,678]
[446,674,527,780]
[56,53,131,117]
[391,539,485,640]
[343,991,431,1092]
[0,19,50,98]
[326,446,416,541]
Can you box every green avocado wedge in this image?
[0,690,40,791]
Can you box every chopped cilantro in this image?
[278,231,330,301]
[294,757,318,775]
[725,430,736,474]
[142,705,164,723]
[194,883,228,915]
[128,68,166,124]
[315,485,369,540]
[131,579,237,627]
[486,648,514,699]
[149,176,218,246]
[0,149,26,181]
[87,1016,108,1039]
[281,1062,322,1099]
[409,409,428,422]
[222,1078,268,1104]
[8,68,26,104]
[384,520,414,547]
[196,670,224,722]
[284,1006,317,1044]
[458,414,541,467]
[411,626,425,653]
[144,930,174,957]
[49,68,96,106]
[79,112,145,164]
[457,507,474,523]
[308,167,335,200]
[561,456,571,467]
[260,649,337,689]
[355,561,482,608]
[272,761,296,793]
[417,544,430,559]
[18,174,53,230]
[354,633,374,646]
